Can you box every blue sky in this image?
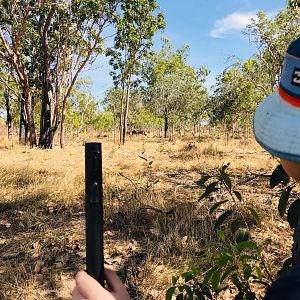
[83,0,286,98]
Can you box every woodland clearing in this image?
[0,133,293,299]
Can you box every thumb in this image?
[75,270,112,299]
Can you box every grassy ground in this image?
[0,133,294,299]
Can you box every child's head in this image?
[253,37,300,181]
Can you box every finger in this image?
[72,287,86,300]
[75,270,110,299]
[104,268,127,293]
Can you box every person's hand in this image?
[72,268,131,300]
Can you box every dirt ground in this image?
[0,133,295,299]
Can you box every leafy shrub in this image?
[166,164,271,300]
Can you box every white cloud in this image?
[210,12,258,39]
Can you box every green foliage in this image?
[270,165,290,189]
[268,164,300,271]
[269,164,299,226]
[107,0,165,87]
[92,111,115,131]
[142,39,209,138]
[65,80,99,134]
[208,60,264,129]
[246,8,300,90]
[209,5,300,131]
[167,165,271,300]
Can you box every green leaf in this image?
[172,276,179,286]
[221,172,232,190]
[209,200,229,215]
[191,266,200,276]
[288,198,300,228]
[235,228,250,243]
[203,267,217,287]
[211,269,221,290]
[270,165,288,189]
[182,285,193,299]
[255,266,263,281]
[176,293,184,300]
[202,286,213,299]
[220,163,230,173]
[214,210,233,230]
[166,286,176,300]
[235,241,257,251]
[243,264,252,281]
[231,219,243,234]
[181,272,193,283]
[221,266,238,283]
[194,289,205,300]
[217,230,225,242]
[195,175,212,186]
[233,190,242,201]
[278,186,292,217]
[199,181,219,200]
[240,255,258,261]
[231,274,244,292]
[247,206,261,225]
[217,252,232,267]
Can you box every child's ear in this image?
[281,159,300,182]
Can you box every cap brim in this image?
[253,91,300,163]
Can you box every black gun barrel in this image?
[85,142,104,285]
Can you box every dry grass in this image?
[0,133,293,299]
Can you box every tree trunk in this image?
[164,108,168,139]
[25,89,37,148]
[122,81,131,145]
[39,43,57,148]
[119,82,125,144]
[19,95,27,145]
[113,105,116,144]
[170,117,174,141]
[5,87,12,140]
[39,76,54,148]
[60,97,67,149]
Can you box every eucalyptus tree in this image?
[65,79,98,135]
[143,41,188,138]
[0,1,45,146]
[0,66,16,140]
[0,0,121,148]
[36,0,121,148]
[143,40,209,139]
[208,60,263,134]
[288,0,300,10]
[102,87,122,141]
[209,3,300,135]
[245,5,300,91]
[107,0,165,144]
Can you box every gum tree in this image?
[36,0,121,148]
[0,1,45,146]
[0,0,121,148]
[107,0,165,144]
[143,40,208,139]
[246,5,300,91]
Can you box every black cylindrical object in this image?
[85,142,104,285]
